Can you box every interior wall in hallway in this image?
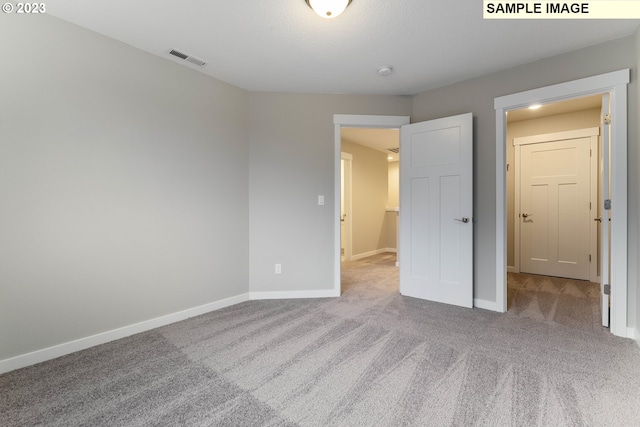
[341,140,389,257]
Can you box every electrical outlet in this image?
[275,264,282,274]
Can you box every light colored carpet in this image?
[2,253,640,426]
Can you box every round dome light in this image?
[305,0,352,19]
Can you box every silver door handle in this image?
[454,217,470,223]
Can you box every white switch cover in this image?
[318,195,325,206]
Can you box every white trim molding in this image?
[474,298,498,311]
[250,290,340,300]
[351,248,397,261]
[513,127,599,146]
[0,293,250,375]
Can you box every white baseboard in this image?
[0,293,250,375]
[351,248,397,261]
[474,298,499,312]
[250,289,340,300]
[507,266,518,273]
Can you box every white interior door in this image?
[519,137,593,280]
[600,93,611,327]
[399,113,473,308]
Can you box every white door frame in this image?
[495,69,630,337]
[513,128,599,282]
[340,152,353,261]
[333,115,411,295]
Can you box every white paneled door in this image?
[518,135,594,281]
[399,113,473,308]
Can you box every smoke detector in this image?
[377,66,393,77]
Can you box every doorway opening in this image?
[506,95,603,328]
[495,69,630,337]
[333,115,410,296]
[339,127,400,293]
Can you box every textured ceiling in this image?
[46,1,638,95]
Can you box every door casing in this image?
[495,69,630,338]
[340,152,353,261]
[333,115,411,295]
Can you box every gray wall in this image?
[0,15,250,360]
[412,35,638,322]
[2,13,638,364]
[248,93,411,293]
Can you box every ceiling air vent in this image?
[387,147,400,154]
[168,49,207,67]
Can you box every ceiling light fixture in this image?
[305,0,352,19]
[528,104,542,110]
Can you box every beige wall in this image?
[339,141,389,257]
[388,161,400,208]
[386,161,400,250]
[506,109,601,268]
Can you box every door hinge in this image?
[604,113,612,125]
[604,199,612,210]
[589,254,591,262]
[604,284,611,295]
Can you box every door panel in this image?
[410,177,429,280]
[529,185,549,261]
[558,183,579,264]
[399,113,473,308]
[520,139,590,280]
[440,175,462,284]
